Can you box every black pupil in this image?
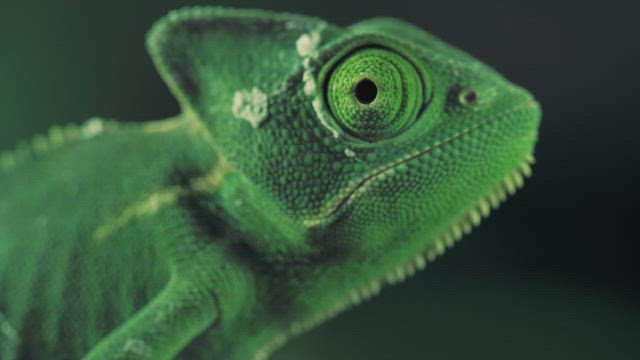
[355,78,378,104]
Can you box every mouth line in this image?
[322,98,538,218]
[283,152,536,348]
[359,151,536,307]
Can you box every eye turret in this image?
[326,48,425,141]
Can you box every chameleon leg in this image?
[81,200,241,360]
[82,276,218,360]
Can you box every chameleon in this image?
[0,6,541,360]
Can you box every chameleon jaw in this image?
[320,154,533,318]
[257,154,535,359]
[384,153,535,285]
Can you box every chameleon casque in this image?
[0,6,541,360]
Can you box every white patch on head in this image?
[301,58,317,96]
[297,26,326,98]
[296,24,344,140]
[312,98,340,138]
[231,87,269,128]
[303,71,316,95]
[296,32,321,57]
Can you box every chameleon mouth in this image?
[316,99,539,220]
[283,153,536,337]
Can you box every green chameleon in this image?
[0,6,541,360]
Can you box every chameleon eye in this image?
[326,48,424,141]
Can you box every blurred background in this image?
[1,1,638,359]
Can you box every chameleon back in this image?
[0,120,218,358]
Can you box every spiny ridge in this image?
[0,118,118,175]
[361,155,534,297]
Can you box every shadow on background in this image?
[1,1,638,359]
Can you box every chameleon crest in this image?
[0,6,540,360]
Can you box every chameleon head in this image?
[148,6,540,335]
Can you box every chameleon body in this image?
[0,7,541,360]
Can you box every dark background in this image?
[2,1,638,359]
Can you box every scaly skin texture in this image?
[0,6,541,360]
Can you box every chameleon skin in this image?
[0,6,541,360]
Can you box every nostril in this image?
[458,88,478,107]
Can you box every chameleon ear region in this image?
[326,48,424,141]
